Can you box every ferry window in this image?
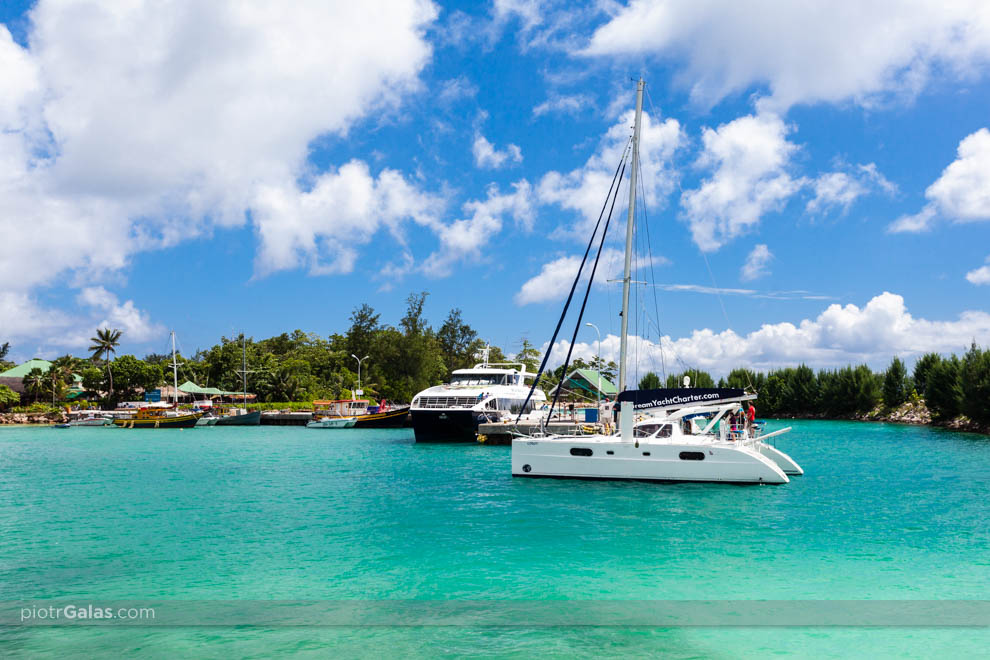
[634,424,661,438]
[658,424,672,438]
[570,447,593,457]
[679,451,705,461]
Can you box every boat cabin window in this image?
[570,447,593,457]
[679,451,705,461]
[658,424,672,438]
[634,423,662,438]
[450,374,510,386]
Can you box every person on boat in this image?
[746,402,756,431]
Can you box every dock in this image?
[260,412,313,426]
[476,420,610,445]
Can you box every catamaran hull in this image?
[214,411,261,426]
[411,410,486,442]
[511,438,790,484]
[756,443,803,475]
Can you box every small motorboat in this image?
[306,416,358,429]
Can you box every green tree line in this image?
[4,310,988,426]
[6,293,509,407]
[635,343,990,424]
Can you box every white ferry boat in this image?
[411,353,547,443]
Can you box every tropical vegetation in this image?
[2,306,989,429]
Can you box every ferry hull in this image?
[214,410,261,426]
[511,438,789,484]
[412,410,485,442]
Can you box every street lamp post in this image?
[351,354,369,396]
[585,322,601,411]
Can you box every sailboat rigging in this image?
[511,79,803,484]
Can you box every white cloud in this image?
[538,108,684,238]
[533,93,593,117]
[0,288,161,359]
[515,248,660,305]
[680,113,804,250]
[0,26,41,129]
[888,206,937,234]
[888,127,990,233]
[76,287,163,343]
[472,133,523,169]
[582,0,990,111]
[493,0,544,33]
[966,256,990,285]
[542,292,990,377]
[437,76,478,104]
[252,160,443,277]
[516,255,585,305]
[741,244,773,281]
[422,181,535,277]
[925,128,990,220]
[652,284,833,301]
[807,172,867,214]
[0,0,438,316]
[806,164,895,214]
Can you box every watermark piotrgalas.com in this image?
[4,601,990,627]
[19,604,155,623]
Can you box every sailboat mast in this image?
[170,330,178,406]
[618,78,644,393]
[242,335,247,406]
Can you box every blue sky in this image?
[2,0,989,379]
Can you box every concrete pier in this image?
[260,412,313,426]
[476,420,609,445]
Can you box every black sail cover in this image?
[617,388,748,410]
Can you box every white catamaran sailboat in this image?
[511,80,803,484]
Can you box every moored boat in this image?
[214,408,261,426]
[410,347,547,442]
[113,407,201,429]
[353,405,410,428]
[306,416,357,429]
[68,415,112,427]
[511,79,802,485]
[310,398,410,429]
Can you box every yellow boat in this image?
[113,407,202,429]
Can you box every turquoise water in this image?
[1,420,989,657]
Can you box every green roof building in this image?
[549,368,618,401]
[0,358,85,395]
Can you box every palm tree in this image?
[49,355,80,406]
[89,328,122,400]
[23,368,45,403]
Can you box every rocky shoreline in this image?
[774,399,989,436]
[0,411,68,425]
